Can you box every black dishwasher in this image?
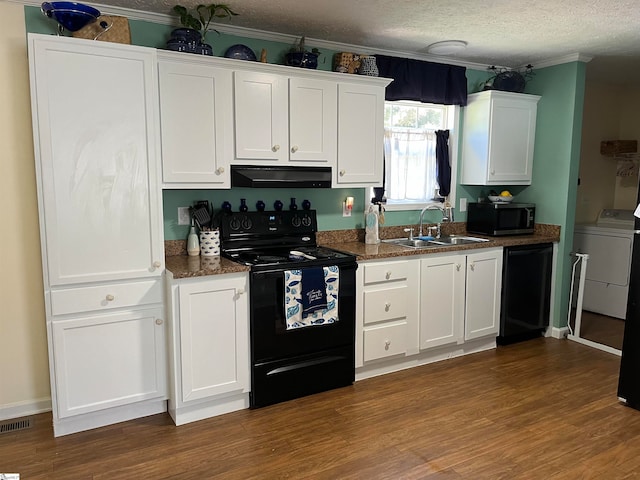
[497,243,553,345]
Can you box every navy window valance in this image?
[375,54,468,106]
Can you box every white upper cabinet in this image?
[29,35,163,286]
[233,71,337,165]
[158,54,232,187]
[336,82,386,187]
[461,90,540,186]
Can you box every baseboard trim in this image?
[547,326,569,339]
[0,397,51,421]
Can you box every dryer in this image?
[574,209,635,319]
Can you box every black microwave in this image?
[466,202,535,236]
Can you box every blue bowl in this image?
[41,2,100,32]
[224,44,257,61]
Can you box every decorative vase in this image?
[285,52,319,69]
[274,200,283,211]
[256,200,266,212]
[221,201,232,212]
[239,198,248,212]
[166,28,213,56]
[358,56,379,76]
[302,199,311,210]
[289,198,298,210]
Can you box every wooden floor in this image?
[3,338,640,479]
[578,310,626,351]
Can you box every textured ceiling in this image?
[41,0,640,83]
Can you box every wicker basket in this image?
[72,15,131,44]
[333,52,362,73]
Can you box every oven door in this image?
[250,262,356,363]
[249,262,357,407]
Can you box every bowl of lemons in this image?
[488,190,514,203]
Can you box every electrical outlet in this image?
[459,197,468,212]
[178,207,191,226]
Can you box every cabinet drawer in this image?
[363,286,408,324]
[363,261,409,284]
[51,279,163,316]
[363,321,407,362]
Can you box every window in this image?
[380,100,458,211]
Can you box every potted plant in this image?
[285,36,321,69]
[167,3,238,55]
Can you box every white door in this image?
[465,250,503,340]
[178,276,249,402]
[336,83,385,186]
[52,307,166,418]
[30,36,163,286]
[234,71,287,161]
[420,255,465,349]
[158,59,232,186]
[289,77,337,164]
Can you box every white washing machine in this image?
[573,209,635,319]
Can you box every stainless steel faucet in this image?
[419,203,453,238]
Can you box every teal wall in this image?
[26,7,587,328]
[523,62,586,328]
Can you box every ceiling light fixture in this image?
[427,40,468,55]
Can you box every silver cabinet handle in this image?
[339,169,346,176]
[385,302,391,311]
[216,167,225,174]
[105,294,115,301]
[152,261,161,269]
[155,318,163,325]
[470,262,475,271]
[237,288,246,295]
[272,145,280,152]
[291,145,298,153]
[385,271,392,280]
[456,264,461,271]
[384,340,391,350]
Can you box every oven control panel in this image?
[220,210,317,237]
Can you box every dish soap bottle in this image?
[187,225,200,256]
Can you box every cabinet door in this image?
[51,307,166,418]
[289,78,337,164]
[420,255,465,349]
[487,96,537,184]
[234,71,288,161]
[178,276,249,402]
[336,83,385,186]
[465,249,503,340]
[29,36,163,286]
[158,59,232,186]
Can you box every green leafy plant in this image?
[172,4,238,41]
[289,36,321,56]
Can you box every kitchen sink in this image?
[383,235,489,249]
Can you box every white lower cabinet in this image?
[356,259,420,366]
[167,272,250,425]
[52,307,167,419]
[464,249,504,341]
[356,248,503,378]
[420,248,503,348]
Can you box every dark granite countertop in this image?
[164,223,560,278]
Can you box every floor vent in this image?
[0,417,33,434]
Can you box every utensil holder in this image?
[199,230,220,257]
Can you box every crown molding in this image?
[524,53,593,70]
[15,0,586,72]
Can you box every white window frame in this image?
[376,102,460,212]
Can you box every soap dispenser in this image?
[187,223,200,256]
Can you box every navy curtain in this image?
[435,130,451,197]
[375,54,467,106]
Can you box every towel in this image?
[301,267,327,315]
[284,266,339,330]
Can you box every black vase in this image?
[302,199,311,210]
[256,200,266,212]
[274,200,283,211]
[239,198,248,212]
[289,198,298,210]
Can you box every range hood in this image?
[231,165,332,188]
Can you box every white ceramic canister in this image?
[199,229,221,256]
